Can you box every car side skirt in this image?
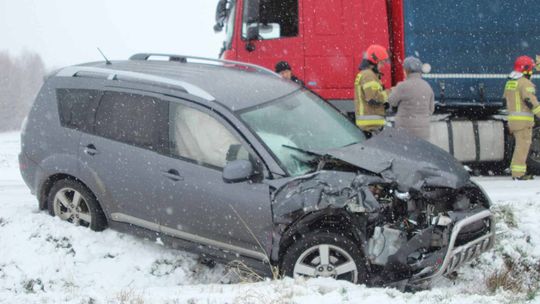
[110,212,269,261]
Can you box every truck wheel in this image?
[47,179,107,231]
[281,231,367,284]
[527,126,540,174]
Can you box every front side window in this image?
[242,0,298,40]
[170,103,249,169]
[94,92,167,152]
[240,91,365,176]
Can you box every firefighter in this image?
[354,44,391,133]
[503,55,540,180]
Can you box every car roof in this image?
[57,57,300,111]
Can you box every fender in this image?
[271,208,368,263]
[36,153,112,220]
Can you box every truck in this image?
[213,0,540,174]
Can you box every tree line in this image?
[0,50,46,131]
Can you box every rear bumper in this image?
[407,209,495,289]
[18,152,38,194]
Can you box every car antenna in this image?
[97,48,112,65]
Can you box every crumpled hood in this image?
[325,128,470,191]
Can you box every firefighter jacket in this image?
[503,74,540,131]
[354,69,390,131]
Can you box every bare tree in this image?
[0,50,46,131]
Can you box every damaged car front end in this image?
[240,91,495,289]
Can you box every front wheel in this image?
[281,232,367,284]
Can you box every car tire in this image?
[47,179,107,231]
[526,125,540,174]
[281,231,367,284]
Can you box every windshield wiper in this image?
[342,141,359,147]
[281,145,322,156]
[282,145,327,172]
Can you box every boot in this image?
[513,174,534,181]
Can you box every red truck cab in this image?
[216,0,404,112]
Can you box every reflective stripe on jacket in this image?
[354,69,389,130]
[504,76,540,131]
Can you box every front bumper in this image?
[407,209,495,289]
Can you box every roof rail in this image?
[129,53,280,78]
[56,66,215,101]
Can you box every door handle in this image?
[83,144,99,156]
[162,169,183,181]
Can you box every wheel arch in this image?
[39,173,107,225]
[276,209,367,265]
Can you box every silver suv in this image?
[19,54,494,289]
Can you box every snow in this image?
[1,131,540,303]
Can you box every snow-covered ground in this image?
[1,131,539,304]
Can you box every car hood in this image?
[324,128,470,191]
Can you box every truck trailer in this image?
[214,0,540,174]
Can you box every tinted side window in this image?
[170,103,249,168]
[57,89,100,132]
[95,92,168,152]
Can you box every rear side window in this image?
[94,91,168,152]
[57,89,100,132]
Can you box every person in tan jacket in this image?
[503,55,540,180]
[388,56,435,140]
[354,44,391,134]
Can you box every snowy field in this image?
[1,131,540,304]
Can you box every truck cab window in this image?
[242,0,298,40]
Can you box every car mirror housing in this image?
[246,24,259,41]
[223,159,255,183]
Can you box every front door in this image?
[158,101,273,260]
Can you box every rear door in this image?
[78,90,169,224]
[235,0,304,79]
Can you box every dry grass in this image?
[492,205,518,228]
[227,260,265,283]
[112,288,145,304]
[485,268,523,293]
[228,204,282,281]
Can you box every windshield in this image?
[240,91,366,176]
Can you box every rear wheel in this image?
[47,179,107,231]
[281,232,367,284]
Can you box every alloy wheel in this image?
[293,244,358,283]
[53,187,92,227]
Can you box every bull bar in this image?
[408,209,496,288]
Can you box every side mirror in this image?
[223,159,255,183]
[214,0,228,32]
[246,24,259,41]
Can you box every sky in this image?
[0,0,224,68]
